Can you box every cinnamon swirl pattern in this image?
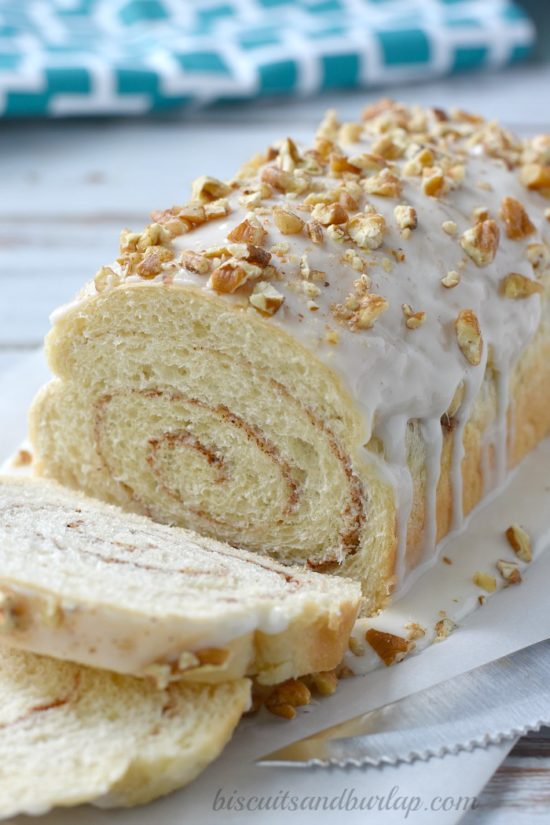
[30,101,550,613]
[0,476,360,683]
[0,646,250,815]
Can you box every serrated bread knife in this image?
[259,640,550,767]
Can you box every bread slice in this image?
[0,646,249,817]
[0,475,360,685]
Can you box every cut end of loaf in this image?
[31,284,397,613]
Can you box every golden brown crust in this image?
[254,597,359,685]
[405,298,550,566]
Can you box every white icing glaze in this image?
[346,433,550,675]
[49,106,549,594]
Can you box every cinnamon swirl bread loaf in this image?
[0,646,249,817]
[30,101,550,613]
[0,476,359,684]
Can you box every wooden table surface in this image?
[1,62,549,823]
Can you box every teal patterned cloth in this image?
[0,0,535,117]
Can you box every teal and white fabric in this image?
[0,0,535,117]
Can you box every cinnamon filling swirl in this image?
[90,373,367,568]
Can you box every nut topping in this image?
[460,219,500,267]
[455,309,483,366]
[311,202,348,226]
[136,246,173,279]
[363,168,402,198]
[520,163,550,193]
[249,282,285,315]
[441,270,460,288]
[402,304,426,329]
[500,196,536,239]
[500,273,543,299]
[180,251,211,275]
[305,219,324,244]
[191,175,231,202]
[209,259,261,293]
[227,215,267,245]
[261,165,299,194]
[356,294,389,329]
[394,204,417,231]
[422,167,447,197]
[526,242,550,275]
[264,679,311,720]
[272,206,305,235]
[348,212,386,250]
[441,220,457,236]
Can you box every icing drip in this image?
[375,414,413,585]
[419,416,444,565]
[494,357,511,486]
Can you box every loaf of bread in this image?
[0,475,359,684]
[29,100,550,613]
[0,646,249,817]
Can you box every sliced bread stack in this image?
[0,646,250,817]
[0,475,361,817]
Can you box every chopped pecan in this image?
[272,205,304,235]
[249,282,285,315]
[227,214,267,246]
[500,272,543,299]
[500,196,536,239]
[311,202,348,226]
[365,628,410,665]
[460,219,500,267]
[209,259,261,293]
[191,175,231,202]
[363,169,402,197]
[505,524,533,563]
[394,204,417,230]
[305,219,324,244]
[520,163,550,193]
[472,571,497,592]
[348,212,386,250]
[455,309,483,366]
[496,559,522,585]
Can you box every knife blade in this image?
[259,639,550,767]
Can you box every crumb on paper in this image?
[472,571,497,593]
[496,559,522,586]
[11,448,33,468]
[434,614,457,642]
[505,523,533,562]
[404,622,426,641]
[365,628,411,666]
